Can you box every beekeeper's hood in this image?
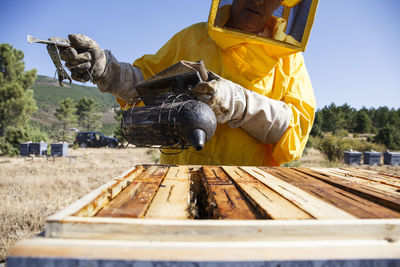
[207,0,318,68]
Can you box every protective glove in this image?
[191,73,292,144]
[58,34,143,101]
[58,34,106,82]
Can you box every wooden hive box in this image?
[8,165,400,266]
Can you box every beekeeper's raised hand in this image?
[59,34,143,101]
[58,34,106,83]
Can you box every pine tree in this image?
[310,111,323,137]
[54,98,77,141]
[353,110,372,133]
[374,125,400,150]
[0,43,37,136]
[338,103,356,132]
[75,97,102,131]
[372,107,390,129]
[319,103,346,133]
[0,44,42,155]
[113,107,126,146]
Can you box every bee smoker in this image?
[121,67,217,152]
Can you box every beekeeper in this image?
[59,0,317,166]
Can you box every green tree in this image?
[310,111,324,137]
[352,110,372,133]
[113,107,126,146]
[0,44,43,155]
[373,125,400,150]
[338,103,356,132]
[75,97,102,131]
[387,108,400,128]
[372,106,390,129]
[0,126,30,155]
[319,103,347,133]
[54,98,77,141]
[0,126,48,155]
[0,43,37,136]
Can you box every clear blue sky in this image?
[1,0,399,109]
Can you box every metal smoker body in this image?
[122,71,217,152]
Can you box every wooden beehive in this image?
[47,165,400,221]
[8,165,400,266]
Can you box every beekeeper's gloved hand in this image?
[58,34,106,82]
[191,72,292,144]
[58,34,143,101]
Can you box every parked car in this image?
[74,132,118,148]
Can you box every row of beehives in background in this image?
[344,150,400,166]
[19,142,68,157]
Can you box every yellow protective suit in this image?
[120,17,315,166]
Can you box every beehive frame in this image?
[9,164,400,263]
[44,165,400,242]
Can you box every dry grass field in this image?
[0,147,399,262]
[0,147,158,262]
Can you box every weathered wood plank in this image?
[222,166,312,220]
[11,234,400,263]
[96,166,168,218]
[311,167,400,197]
[47,180,117,222]
[10,235,400,262]
[241,167,356,219]
[108,165,146,198]
[324,168,400,189]
[338,168,400,189]
[374,171,400,179]
[72,166,145,217]
[202,166,257,219]
[45,216,400,242]
[145,166,190,219]
[263,167,400,219]
[298,168,400,213]
[324,167,400,187]
[343,168,400,177]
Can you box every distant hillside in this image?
[32,75,118,112]
[31,75,119,135]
